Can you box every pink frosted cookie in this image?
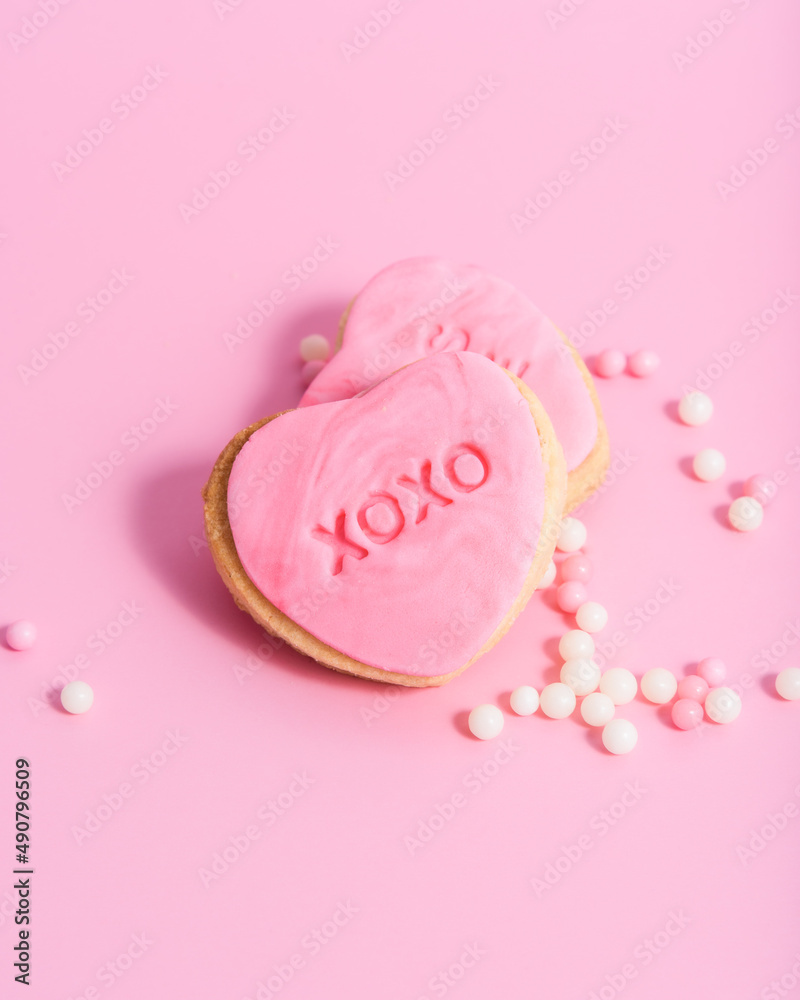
[204,352,566,686]
[300,257,608,510]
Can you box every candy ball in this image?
[61,681,94,715]
[602,718,638,754]
[6,620,37,651]
[704,687,742,724]
[672,699,704,730]
[678,391,713,426]
[539,683,577,719]
[693,448,726,482]
[728,497,764,532]
[575,601,608,633]
[537,559,557,590]
[696,657,726,687]
[595,349,626,378]
[299,334,330,362]
[743,474,777,507]
[301,359,326,386]
[558,629,595,661]
[580,692,615,727]
[775,668,800,701]
[510,686,540,716]
[560,657,601,696]
[468,704,504,740]
[560,553,593,584]
[640,667,678,704]
[556,517,587,553]
[557,581,588,613]
[599,667,637,705]
[676,675,709,702]
[628,350,660,377]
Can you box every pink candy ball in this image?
[676,675,709,703]
[301,359,326,386]
[672,699,704,730]
[557,581,588,614]
[560,553,593,584]
[743,474,776,507]
[595,349,626,378]
[6,620,37,651]
[628,349,660,377]
[697,657,726,687]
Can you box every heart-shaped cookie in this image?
[204,352,566,686]
[300,257,608,511]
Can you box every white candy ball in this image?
[678,391,713,426]
[537,559,557,590]
[510,686,539,716]
[728,496,763,531]
[560,657,601,696]
[468,703,504,739]
[558,629,595,661]
[640,667,678,704]
[599,667,638,705]
[556,517,587,553]
[575,601,608,633]
[602,718,638,755]
[581,692,616,727]
[299,334,330,362]
[61,680,94,715]
[693,448,726,482]
[776,668,800,701]
[704,686,742,724]
[539,682,577,719]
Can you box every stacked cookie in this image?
[203,258,609,686]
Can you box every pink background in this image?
[2,1,800,998]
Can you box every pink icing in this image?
[228,352,547,677]
[299,257,597,472]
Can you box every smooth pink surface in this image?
[2,2,800,999]
[595,348,626,378]
[228,353,547,677]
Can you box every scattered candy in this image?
[640,667,678,704]
[743,474,777,507]
[775,668,800,701]
[560,657,601,696]
[510,686,540,716]
[537,559,557,589]
[6,620,37,651]
[299,334,330,362]
[468,704,504,740]
[557,581,588,614]
[301,359,327,386]
[693,448,726,482]
[595,349,626,378]
[575,601,608,634]
[602,718,638,754]
[671,699,704,730]
[676,675,709,702]
[704,687,742,724]
[599,667,637,705]
[678,390,713,426]
[580,692,616,727]
[539,682,577,719]
[696,657,726,687]
[558,629,595,661]
[560,553,593,584]
[628,349,660,378]
[728,496,763,532]
[61,681,94,715]
[556,517,587,553]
